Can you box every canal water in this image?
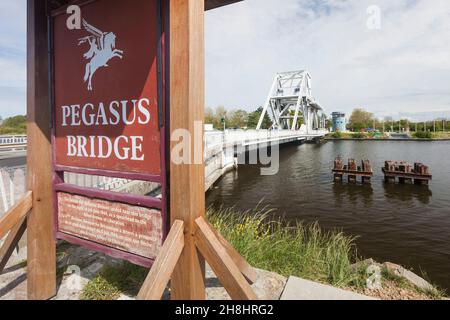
[206,140,450,291]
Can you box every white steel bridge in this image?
[257,70,326,132]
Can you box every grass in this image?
[327,132,386,139]
[81,262,148,300]
[431,132,450,140]
[80,207,445,300]
[352,132,367,139]
[328,131,450,140]
[80,206,363,299]
[331,131,343,139]
[208,207,361,288]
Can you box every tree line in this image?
[347,108,450,132]
[205,106,272,130]
[0,115,27,135]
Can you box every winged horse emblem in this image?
[78,19,124,91]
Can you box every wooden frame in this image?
[22,0,256,300]
[137,217,258,300]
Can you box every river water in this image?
[206,140,450,291]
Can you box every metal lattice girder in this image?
[257,70,326,132]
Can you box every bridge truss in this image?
[257,70,326,132]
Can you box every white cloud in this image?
[205,0,450,118]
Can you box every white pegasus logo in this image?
[78,19,124,91]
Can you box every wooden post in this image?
[27,0,57,300]
[169,0,206,300]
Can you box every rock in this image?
[82,262,104,278]
[205,264,287,300]
[383,262,403,277]
[383,262,434,292]
[350,258,381,272]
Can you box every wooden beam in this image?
[194,217,258,300]
[169,0,206,300]
[137,220,185,300]
[0,192,32,240]
[0,217,27,274]
[209,222,258,284]
[27,0,57,300]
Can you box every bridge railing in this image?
[0,166,141,219]
[205,127,328,150]
[0,167,27,222]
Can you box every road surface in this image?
[0,150,27,168]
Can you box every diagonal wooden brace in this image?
[0,217,27,274]
[194,216,258,300]
[0,191,32,240]
[137,220,185,300]
[208,221,258,284]
[0,192,32,275]
[137,217,258,300]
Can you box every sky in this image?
[205,0,450,120]
[0,0,26,119]
[1,0,450,120]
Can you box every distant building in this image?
[331,112,346,132]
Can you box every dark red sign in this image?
[51,0,167,267]
[53,0,161,175]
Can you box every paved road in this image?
[0,151,27,168]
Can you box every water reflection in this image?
[383,183,432,205]
[333,182,374,206]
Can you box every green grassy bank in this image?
[327,131,450,140]
[208,207,359,287]
[81,207,445,300]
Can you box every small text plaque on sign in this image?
[58,193,163,259]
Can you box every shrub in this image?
[207,207,360,287]
[332,131,343,139]
[0,115,26,135]
[352,132,366,139]
[413,131,432,139]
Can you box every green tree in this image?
[0,115,27,135]
[247,107,272,129]
[348,108,374,132]
[288,110,304,129]
[228,109,248,129]
[215,106,228,130]
[204,106,228,130]
[205,107,216,125]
